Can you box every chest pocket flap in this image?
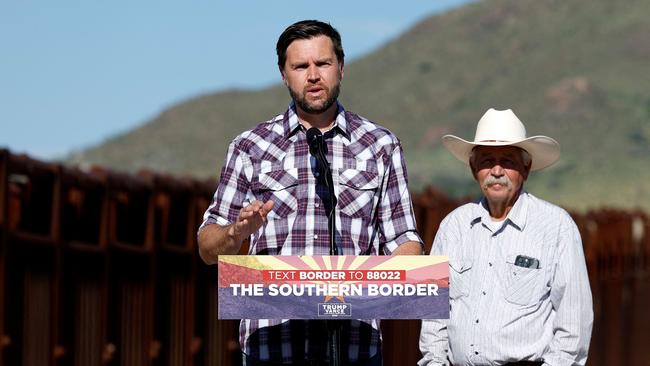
[339,168,379,190]
[337,168,379,218]
[258,168,298,191]
[254,167,299,218]
[449,260,473,299]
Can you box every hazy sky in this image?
[1,1,473,160]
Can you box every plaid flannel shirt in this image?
[201,102,422,363]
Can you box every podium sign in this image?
[218,255,448,319]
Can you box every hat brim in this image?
[441,135,560,171]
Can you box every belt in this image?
[450,362,542,366]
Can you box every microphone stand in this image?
[315,144,338,256]
[317,142,341,366]
[307,128,341,366]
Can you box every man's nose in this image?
[307,65,320,82]
[490,164,504,176]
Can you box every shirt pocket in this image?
[449,260,472,300]
[503,254,545,306]
[252,167,298,219]
[337,168,379,218]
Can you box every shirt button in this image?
[488,262,493,267]
[475,319,479,324]
[315,202,320,208]
[314,234,318,239]
[315,172,320,177]
[482,291,486,295]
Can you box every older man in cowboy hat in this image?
[419,109,593,366]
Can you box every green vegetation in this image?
[69,0,650,211]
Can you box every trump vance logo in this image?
[318,303,352,317]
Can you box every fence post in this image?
[105,170,155,366]
[146,171,197,366]
[4,153,62,366]
[58,165,110,366]
[0,149,7,366]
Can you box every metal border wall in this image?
[1,150,648,365]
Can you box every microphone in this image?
[306,128,331,186]
[306,127,323,158]
[306,127,330,182]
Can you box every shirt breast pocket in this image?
[252,167,298,219]
[503,254,546,306]
[449,260,472,299]
[337,168,379,218]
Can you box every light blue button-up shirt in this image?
[419,192,593,366]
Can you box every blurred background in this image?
[1,0,649,364]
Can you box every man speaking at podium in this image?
[198,20,423,365]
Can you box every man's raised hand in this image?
[229,200,275,243]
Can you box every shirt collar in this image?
[471,190,529,232]
[281,101,350,140]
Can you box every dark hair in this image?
[276,20,345,69]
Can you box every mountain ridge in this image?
[70,0,650,211]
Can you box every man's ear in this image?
[279,67,287,85]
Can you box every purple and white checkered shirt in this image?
[201,102,422,363]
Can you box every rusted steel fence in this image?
[0,149,648,365]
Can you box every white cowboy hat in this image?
[442,108,560,171]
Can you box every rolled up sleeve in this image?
[199,138,253,232]
[378,142,423,254]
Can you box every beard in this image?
[287,78,341,114]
